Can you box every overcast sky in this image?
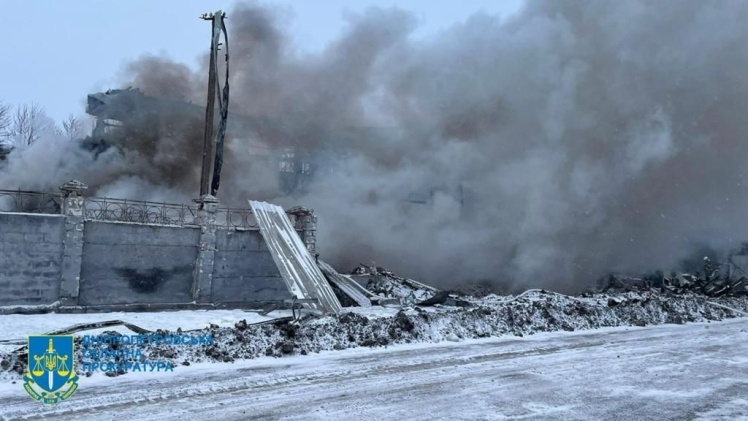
[0,0,524,123]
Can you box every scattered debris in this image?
[351,265,438,305]
[3,256,748,383]
[417,291,473,307]
[317,260,372,307]
[2,290,745,381]
[601,257,748,298]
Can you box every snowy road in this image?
[1,318,746,420]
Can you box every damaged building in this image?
[83,87,340,196]
[82,88,475,208]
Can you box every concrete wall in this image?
[0,213,64,306]
[211,229,288,304]
[78,222,199,306]
[0,199,317,311]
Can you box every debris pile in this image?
[601,257,748,298]
[2,289,746,381]
[662,273,747,297]
[351,265,437,305]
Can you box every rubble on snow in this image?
[1,285,746,381]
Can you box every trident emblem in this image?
[31,339,70,390]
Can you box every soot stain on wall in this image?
[115,266,193,294]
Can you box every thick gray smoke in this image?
[3,0,748,292]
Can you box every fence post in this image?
[287,206,317,254]
[192,194,219,303]
[58,180,87,306]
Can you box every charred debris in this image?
[330,245,748,308]
[328,247,748,309]
[599,252,748,298]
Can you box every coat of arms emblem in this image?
[24,335,79,404]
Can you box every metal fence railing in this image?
[0,189,61,214]
[82,197,199,226]
[0,188,301,230]
[214,207,259,228]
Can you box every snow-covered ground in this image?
[0,318,745,420]
[0,309,296,353]
[2,292,747,378]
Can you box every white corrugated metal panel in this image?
[249,200,342,314]
[317,260,372,307]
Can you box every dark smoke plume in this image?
[3,0,748,292]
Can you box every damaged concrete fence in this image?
[0,181,318,311]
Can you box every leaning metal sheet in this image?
[249,200,342,314]
[317,259,372,307]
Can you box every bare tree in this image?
[0,101,11,142]
[60,114,84,140]
[9,103,54,146]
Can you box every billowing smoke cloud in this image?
[3,0,748,292]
